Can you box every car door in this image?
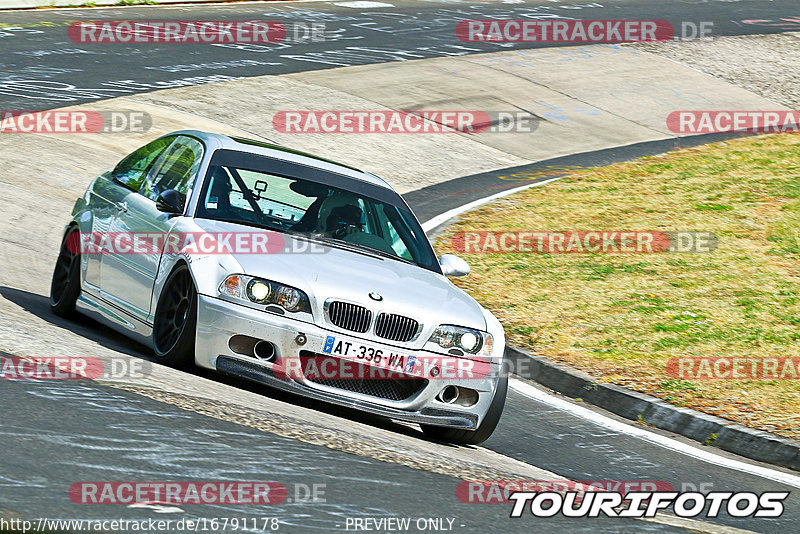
[100,135,204,323]
[84,136,175,291]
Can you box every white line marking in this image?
[127,503,184,513]
[43,0,342,11]
[510,378,800,489]
[333,1,394,7]
[421,176,563,233]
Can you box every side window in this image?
[111,136,175,192]
[140,136,204,203]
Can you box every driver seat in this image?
[315,193,361,233]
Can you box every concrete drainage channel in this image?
[500,344,800,472]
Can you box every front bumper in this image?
[196,295,501,429]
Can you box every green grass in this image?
[436,132,800,439]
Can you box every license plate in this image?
[321,335,418,374]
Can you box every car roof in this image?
[170,130,394,191]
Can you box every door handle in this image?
[115,201,128,213]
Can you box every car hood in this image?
[191,218,487,333]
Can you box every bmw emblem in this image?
[369,292,383,301]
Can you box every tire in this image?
[50,226,82,317]
[421,373,508,445]
[152,264,197,367]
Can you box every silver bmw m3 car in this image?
[51,130,507,444]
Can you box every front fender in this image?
[149,249,242,324]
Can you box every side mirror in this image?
[440,254,470,277]
[155,189,186,215]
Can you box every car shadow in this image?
[0,286,437,444]
[0,285,153,359]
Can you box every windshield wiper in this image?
[314,236,416,266]
[202,218,417,266]
[204,218,309,239]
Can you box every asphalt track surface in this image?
[2,1,800,533]
[3,148,800,532]
[0,0,799,110]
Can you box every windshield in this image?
[195,149,440,273]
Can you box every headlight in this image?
[276,285,302,311]
[247,280,271,303]
[428,325,492,356]
[220,275,311,313]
